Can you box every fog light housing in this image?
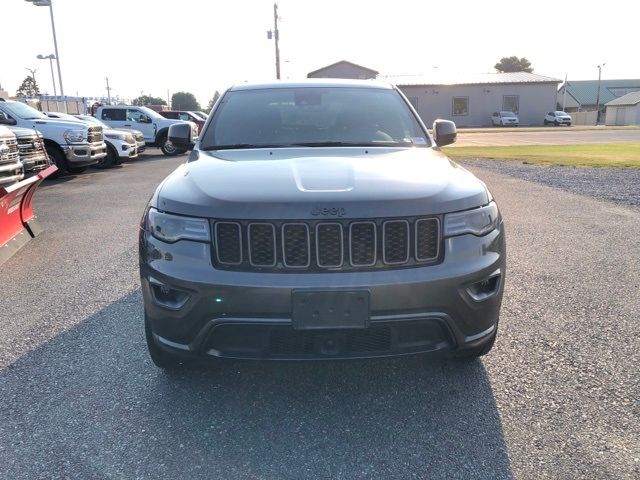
[466,270,501,301]
[148,277,190,309]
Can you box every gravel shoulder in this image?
[458,158,640,209]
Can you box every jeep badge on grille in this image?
[311,206,346,217]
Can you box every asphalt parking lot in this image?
[1,152,638,479]
[453,128,640,147]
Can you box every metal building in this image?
[307,60,379,80]
[390,73,561,127]
[605,92,640,125]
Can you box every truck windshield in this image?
[201,87,429,150]
[3,101,46,120]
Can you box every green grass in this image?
[453,126,640,134]
[443,142,640,168]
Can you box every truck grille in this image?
[0,138,20,165]
[212,217,441,272]
[87,126,103,144]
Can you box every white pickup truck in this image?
[95,105,198,156]
[0,126,23,187]
[0,99,106,174]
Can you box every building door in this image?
[615,107,627,125]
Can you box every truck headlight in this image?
[63,129,86,144]
[444,202,499,237]
[105,133,128,141]
[146,208,210,243]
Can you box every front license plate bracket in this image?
[292,290,370,330]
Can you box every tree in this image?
[205,91,220,113]
[494,56,533,73]
[133,95,166,106]
[16,75,40,97]
[171,91,200,111]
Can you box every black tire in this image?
[544,120,549,125]
[97,145,117,169]
[456,328,497,359]
[554,120,559,126]
[45,146,68,177]
[159,136,180,156]
[144,314,185,370]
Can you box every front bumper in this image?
[140,221,506,360]
[63,142,107,166]
[136,141,146,153]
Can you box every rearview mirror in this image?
[168,123,193,148]
[432,119,456,147]
[0,111,16,126]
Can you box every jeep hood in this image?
[156,147,489,219]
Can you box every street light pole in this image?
[25,67,38,86]
[37,54,57,97]
[595,63,605,125]
[26,0,66,111]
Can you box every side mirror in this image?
[432,119,456,147]
[0,112,16,125]
[168,123,193,148]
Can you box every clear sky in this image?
[1,0,638,106]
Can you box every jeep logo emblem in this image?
[311,206,346,217]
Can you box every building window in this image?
[407,97,419,110]
[452,97,468,116]
[502,95,519,114]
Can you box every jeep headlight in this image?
[63,129,86,144]
[444,202,499,237]
[146,208,210,243]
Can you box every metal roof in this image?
[605,91,640,106]
[229,79,393,91]
[385,72,561,87]
[562,79,640,106]
[307,60,379,77]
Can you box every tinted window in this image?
[202,87,429,150]
[127,109,148,123]
[101,108,126,121]
[162,112,179,119]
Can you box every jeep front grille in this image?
[212,217,441,272]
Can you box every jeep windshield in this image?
[200,86,430,151]
[2,101,47,120]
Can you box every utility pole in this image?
[561,73,568,112]
[595,63,605,125]
[273,3,281,79]
[105,77,112,104]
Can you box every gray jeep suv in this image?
[140,80,506,369]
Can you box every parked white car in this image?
[75,114,146,156]
[491,111,519,127]
[95,105,197,156]
[544,111,572,126]
[45,112,138,168]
